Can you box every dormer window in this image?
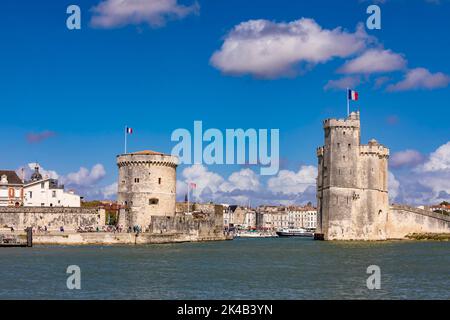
[0,175,7,184]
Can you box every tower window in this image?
[343,131,346,135]
[149,198,159,205]
[134,178,140,183]
[158,178,161,185]
[337,143,340,148]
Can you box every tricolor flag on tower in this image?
[348,89,358,101]
[124,126,133,154]
[346,88,359,116]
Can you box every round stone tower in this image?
[117,150,178,230]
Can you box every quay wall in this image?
[0,207,105,231]
[31,231,229,245]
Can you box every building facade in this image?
[0,171,23,207]
[257,205,317,231]
[23,179,80,207]
[117,150,178,230]
[22,166,80,207]
[316,111,389,240]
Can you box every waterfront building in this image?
[23,166,80,207]
[0,170,23,207]
[257,205,318,231]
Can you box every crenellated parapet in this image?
[323,111,361,130]
[117,152,178,168]
[359,144,389,158]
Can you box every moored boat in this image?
[276,228,313,237]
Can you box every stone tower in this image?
[117,150,178,230]
[316,111,389,240]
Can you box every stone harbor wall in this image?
[386,205,450,239]
[176,202,223,215]
[148,211,225,239]
[0,207,105,231]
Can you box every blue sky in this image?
[1,0,449,205]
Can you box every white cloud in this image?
[176,164,316,205]
[392,141,450,205]
[387,67,450,91]
[220,169,260,192]
[23,163,59,180]
[16,163,112,200]
[267,165,317,195]
[390,149,424,168]
[91,0,199,28]
[388,171,400,202]
[210,18,370,78]
[417,141,450,172]
[179,164,225,200]
[101,182,118,199]
[61,164,106,187]
[338,49,406,74]
[324,76,361,91]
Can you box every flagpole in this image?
[187,182,190,214]
[346,88,350,117]
[124,125,127,154]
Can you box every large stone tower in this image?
[117,150,178,230]
[316,111,389,240]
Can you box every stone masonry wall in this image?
[0,207,105,231]
[386,205,450,239]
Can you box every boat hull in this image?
[276,231,313,237]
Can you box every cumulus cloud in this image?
[387,67,450,91]
[324,76,361,91]
[267,165,317,195]
[26,130,56,144]
[177,164,317,205]
[220,169,260,193]
[417,141,450,172]
[338,49,407,74]
[210,18,370,78]
[17,163,59,180]
[61,164,106,187]
[91,0,199,28]
[100,182,118,199]
[391,141,450,205]
[390,149,424,168]
[388,171,400,202]
[16,163,113,200]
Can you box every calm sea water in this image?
[0,238,449,299]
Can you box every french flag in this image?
[348,89,359,101]
[126,127,133,134]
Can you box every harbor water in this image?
[0,238,449,299]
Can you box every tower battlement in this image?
[359,144,389,158]
[323,111,361,129]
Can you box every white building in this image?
[0,170,23,207]
[258,205,318,231]
[23,166,80,207]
